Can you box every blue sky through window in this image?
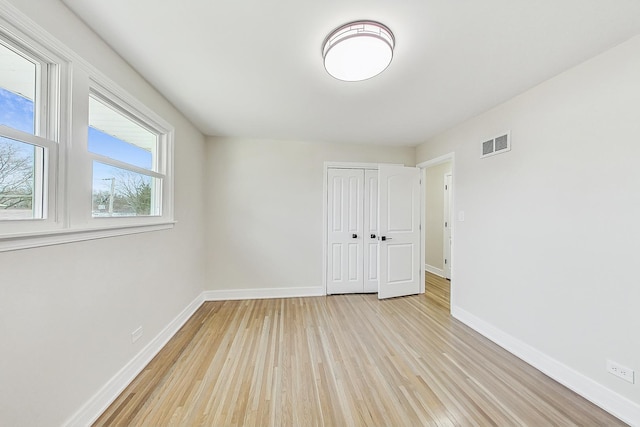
[0,88,35,161]
[89,128,153,192]
[0,87,34,134]
[1,86,153,194]
[88,127,152,170]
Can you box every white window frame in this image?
[85,81,173,226]
[0,18,66,236]
[0,5,175,252]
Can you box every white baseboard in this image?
[63,293,205,427]
[425,263,445,277]
[451,306,640,426]
[203,286,325,301]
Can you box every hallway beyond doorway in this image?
[426,271,450,311]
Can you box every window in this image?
[0,36,56,222]
[88,92,166,218]
[0,13,174,251]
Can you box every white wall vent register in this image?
[480,131,511,158]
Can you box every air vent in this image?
[480,131,511,158]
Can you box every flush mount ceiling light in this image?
[322,20,395,82]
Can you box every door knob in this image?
[381,236,392,241]
[370,234,376,239]
[352,234,358,239]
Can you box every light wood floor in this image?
[95,287,624,426]
[425,271,450,311]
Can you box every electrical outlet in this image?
[131,326,143,343]
[607,360,634,384]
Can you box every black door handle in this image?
[352,234,358,239]
[370,234,376,239]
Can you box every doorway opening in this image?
[418,153,454,312]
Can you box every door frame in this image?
[417,153,455,303]
[322,161,404,295]
[443,172,452,279]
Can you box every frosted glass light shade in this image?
[322,21,395,82]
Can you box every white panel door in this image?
[378,165,421,299]
[363,170,379,293]
[327,169,364,294]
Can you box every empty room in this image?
[1,0,639,425]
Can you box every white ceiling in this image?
[61,0,640,147]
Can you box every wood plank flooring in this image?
[95,289,624,426]
[425,272,450,311]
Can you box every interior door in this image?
[327,169,364,294]
[378,165,421,299]
[443,173,452,280]
[363,170,379,292]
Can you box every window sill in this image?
[0,221,176,252]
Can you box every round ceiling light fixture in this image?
[322,20,395,82]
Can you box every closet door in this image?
[363,170,379,293]
[327,169,364,294]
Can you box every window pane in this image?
[0,136,37,220]
[0,42,36,134]
[92,162,160,217]
[88,96,156,170]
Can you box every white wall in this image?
[417,35,640,418]
[425,161,452,270]
[205,137,415,293]
[0,1,207,425]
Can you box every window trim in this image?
[87,81,172,221]
[0,22,65,233]
[0,221,176,252]
[0,3,175,252]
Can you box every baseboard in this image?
[63,293,206,427]
[203,286,325,301]
[424,263,445,277]
[451,306,640,426]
